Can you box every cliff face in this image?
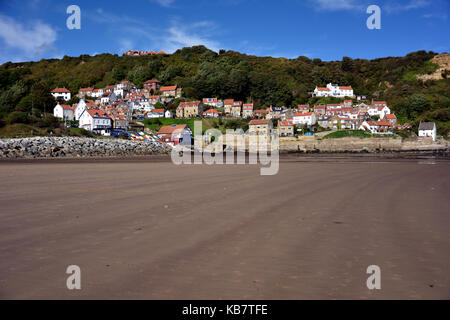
[417,53,450,81]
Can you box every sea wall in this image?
[0,137,171,159]
[279,137,450,153]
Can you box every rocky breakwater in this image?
[0,137,172,159]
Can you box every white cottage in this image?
[51,88,71,101]
[293,112,317,126]
[79,109,112,136]
[53,103,74,121]
[418,122,437,141]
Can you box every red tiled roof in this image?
[160,86,177,91]
[158,124,188,135]
[52,88,70,93]
[377,119,391,126]
[59,104,72,110]
[249,119,270,125]
[204,109,221,114]
[278,120,293,126]
[87,109,108,118]
[179,101,200,108]
[144,79,161,84]
[294,112,313,117]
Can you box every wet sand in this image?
[0,155,449,299]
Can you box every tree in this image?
[159,65,182,83]
[111,67,126,82]
[342,57,355,72]
[127,65,151,87]
[153,102,164,109]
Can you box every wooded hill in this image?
[0,46,449,135]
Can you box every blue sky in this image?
[0,0,449,63]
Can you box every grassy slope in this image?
[322,130,373,139]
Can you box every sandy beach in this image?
[0,155,449,299]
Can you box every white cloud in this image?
[0,14,57,62]
[151,0,175,7]
[384,0,430,13]
[422,13,448,20]
[164,21,220,52]
[89,9,221,54]
[310,0,365,11]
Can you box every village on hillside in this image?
[52,79,438,146]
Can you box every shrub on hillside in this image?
[7,111,29,125]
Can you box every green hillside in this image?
[0,46,449,135]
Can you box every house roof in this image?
[224,99,234,105]
[419,122,435,130]
[160,86,177,91]
[367,119,391,127]
[204,109,221,114]
[144,79,161,84]
[52,88,70,93]
[316,87,330,91]
[59,104,72,111]
[87,109,109,118]
[339,86,353,90]
[278,120,293,126]
[151,109,165,113]
[385,114,396,119]
[158,124,188,135]
[294,112,313,117]
[179,101,200,108]
[249,119,270,125]
[79,87,93,92]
